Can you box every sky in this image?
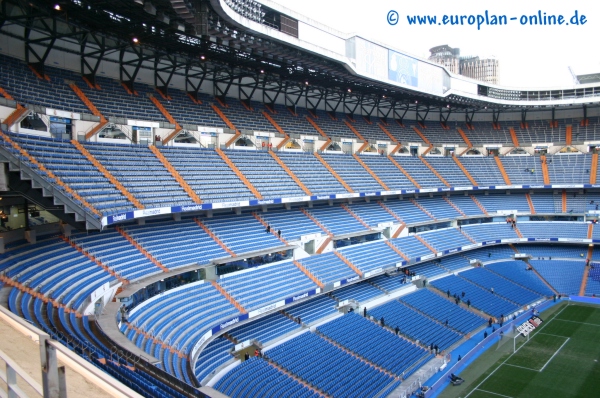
[271,0,600,88]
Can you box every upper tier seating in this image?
[83,142,192,208]
[485,260,555,297]
[459,267,542,306]
[160,146,256,202]
[529,260,585,295]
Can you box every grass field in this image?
[441,303,600,398]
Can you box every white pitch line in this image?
[476,388,515,398]
[539,337,570,372]
[536,332,569,338]
[554,318,600,327]
[503,363,539,372]
[464,304,569,398]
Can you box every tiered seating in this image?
[70,231,163,280]
[309,110,356,139]
[462,246,520,261]
[337,241,403,274]
[218,261,317,310]
[424,157,472,186]
[345,201,397,227]
[417,228,472,252]
[349,116,391,142]
[317,313,430,375]
[383,199,432,224]
[224,149,305,198]
[84,142,192,208]
[153,91,225,128]
[586,267,600,296]
[6,133,133,214]
[501,156,544,185]
[194,337,234,383]
[547,154,592,184]
[529,260,585,295]
[270,104,321,136]
[514,244,585,259]
[227,312,301,344]
[257,209,323,241]
[384,123,425,143]
[369,301,463,350]
[447,195,485,216]
[160,146,256,202]
[215,357,321,398]
[395,157,444,188]
[414,197,462,220]
[388,235,434,260]
[320,153,381,192]
[297,252,358,285]
[400,289,486,334]
[218,100,276,133]
[411,261,447,278]
[431,275,519,317]
[357,155,417,190]
[462,123,512,145]
[304,205,369,236]
[125,281,239,371]
[330,282,385,303]
[518,221,588,239]
[201,213,283,253]
[277,152,347,195]
[0,54,88,114]
[529,192,559,213]
[78,75,166,122]
[462,222,519,242]
[475,193,531,213]
[459,267,542,305]
[485,260,555,296]
[460,157,505,186]
[266,332,398,397]
[421,126,465,146]
[284,295,338,325]
[369,273,408,293]
[120,219,228,268]
[436,256,471,272]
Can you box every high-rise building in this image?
[429,45,500,84]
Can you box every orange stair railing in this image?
[261,111,290,149]
[494,156,512,185]
[210,280,247,314]
[590,153,598,184]
[71,140,144,209]
[68,82,108,139]
[194,218,236,256]
[293,260,324,288]
[149,145,201,204]
[387,156,421,188]
[352,154,389,190]
[215,148,263,200]
[211,104,240,148]
[0,131,101,217]
[269,151,312,196]
[116,226,169,272]
[509,127,520,148]
[148,95,182,144]
[313,153,354,193]
[334,251,363,277]
[420,157,450,188]
[452,155,478,186]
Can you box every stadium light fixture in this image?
[305,81,309,85]
[200,55,206,60]
[54,4,61,11]
[132,37,139,43]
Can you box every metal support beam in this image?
[415,104,429,127]
[80,33,106,87]
[393,103,409,126]
[185,61,207,101]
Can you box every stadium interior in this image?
[0,1,599,397]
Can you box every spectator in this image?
[363,307,367,317]
[488,317,493,327]
[467,299,471,308]
[484,331,488,339]
[491,287,494,294]
[461,291,465,298]
[277,229,282,238]
[445,319,449,326]
[380,317,385,327]
[395,326,399,335]
[447,289,451,298]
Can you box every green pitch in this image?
[441,303,600,398]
